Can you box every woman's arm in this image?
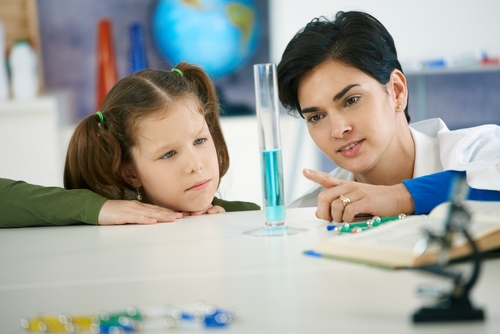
[302,169,500,222]
[402,170,500,215]
[302,169,414,222]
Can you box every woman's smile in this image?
[338,140,364,157]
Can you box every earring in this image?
[397,105,402,110]
[136,188,142,201]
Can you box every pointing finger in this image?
[303,169,344,189]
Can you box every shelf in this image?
[405,64,500,76]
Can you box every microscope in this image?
[412,176,485,322]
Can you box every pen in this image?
[304,250,323,257]
[327,214,406,233]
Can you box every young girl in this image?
[64,62,260,215]
[0,62,259,229]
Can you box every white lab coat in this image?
[289,118,500,208]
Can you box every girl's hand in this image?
[98,200,183,225]
[303,169,415,222]
[185,205,226,216]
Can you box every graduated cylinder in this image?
[253,63,286,227]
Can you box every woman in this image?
[277,11,500,222]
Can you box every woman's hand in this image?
[183,205,226,216]
[303,169,415,222]
[98,200,183,225]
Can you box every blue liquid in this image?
[260,149,286,225]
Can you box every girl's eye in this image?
[307,114,323,124]
[194,138,207,145]
[161,151,175,159]
[346,96,359,106]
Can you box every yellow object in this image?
[20,314,94,332]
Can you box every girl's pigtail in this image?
[64,112,126,199]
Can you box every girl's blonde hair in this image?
[64,62,229,200]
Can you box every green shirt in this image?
[212,196,260,212]
[0,178,260,228]
[0,178,106,228]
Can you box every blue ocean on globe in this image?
[153,0,260,78]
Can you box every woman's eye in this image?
[307,114,323,124]
[161,151,175,159]
[346,96,359,106]
[194,138,207,145]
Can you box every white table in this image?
[1,208,499,333]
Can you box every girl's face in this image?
[125,98,220,212]
[297,59,407,178]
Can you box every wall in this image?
[218,115,321,207]
[269,0,500,66]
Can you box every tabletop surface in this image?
[1,207,499,333]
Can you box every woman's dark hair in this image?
[277,11,410,122]
[64,62,229,200]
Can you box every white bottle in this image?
[0,20,8,101]
[9,40,39,100]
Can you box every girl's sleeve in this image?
[0,178,107,228]
[402,171,500,215]
[212,196,260,212]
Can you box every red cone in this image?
[95,19,118,111]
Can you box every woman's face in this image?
[297,59,406,177]
[126,98,220,212]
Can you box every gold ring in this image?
[340,194,351,207]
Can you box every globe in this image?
[153,0,260,78]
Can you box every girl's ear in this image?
[390,69,408,111]
[121,164,142,188]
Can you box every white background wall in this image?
[0,91,75,188]
[269,0,500,67]
[218,115,322,207]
